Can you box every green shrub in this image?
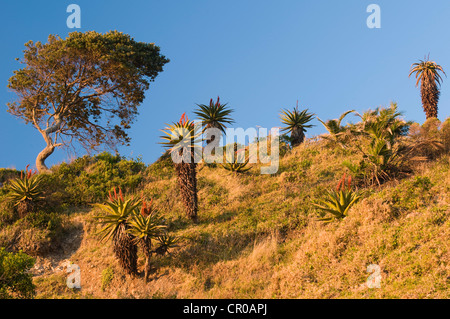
[101,267,115,291]
[0,248,36,299]
[47,152,147,205]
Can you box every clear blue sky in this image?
[1,0,449,169]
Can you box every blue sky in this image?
[1,0,449,169]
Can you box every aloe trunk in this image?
[175,158,198,223]
[113,224,137,276]
[142,239,152,284]
[290,126,305,147]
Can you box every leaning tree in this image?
[7,31,169,172]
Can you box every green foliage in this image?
[47,152,146,205]
[101,267,115,291]
[279,107,315,134]
[317,110,355,146]
[279,103,315,147]
[7,31,169,170]
[160,113,202,156]
[94,188,141,242]
[221,149,251,173]
[22,210,64,236]
[0,169,21,187]
[313,174,362,222]
[390,176,435,212]
[344,103,413,185]
[194,96,235,134]
[0,248,36,299]
[127,203,167,243]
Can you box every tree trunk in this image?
[36,119,62,173]
[36,142,55,173]
[175,149,198,223]
[143,239,152,284]
[113,224,137,276]
[290,127,305,148]
[421,81,440,119]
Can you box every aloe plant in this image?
[161,113,201,222]
[194,96,234,145]
[313,174,362,222]
[127,199,179,283]
[221,148,251,173]
[94,188,141,275]
[7,165,44,218]
[280,101,315,147]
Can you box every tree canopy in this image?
[7,31,169,172]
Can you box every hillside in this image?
[1,129,448,299]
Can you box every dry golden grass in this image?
[31,140,450,299]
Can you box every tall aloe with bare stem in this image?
[409,57,446,119]
[94,188,140,275]
[161,113,201,222]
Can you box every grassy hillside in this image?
[1,134,447,299]
[1,110,450,299]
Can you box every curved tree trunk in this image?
[35,119,62,173]
[36,141,55,173]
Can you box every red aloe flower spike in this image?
[113,188,117,200]
[141,200,147,216]
[210,98,213,106]
[347,176,352,191]
[20,171,23,179]
[337,173,346,192]
[180,113,186,125]
[119,188,124,201]
[108,191,113,201]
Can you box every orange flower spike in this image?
[119,188,124,201]
[113,188,117,200]
[108,191,112,201]
[347,176,352,191]
[180,113,186,125]
[141,200,147,216]
[20,171,23,179]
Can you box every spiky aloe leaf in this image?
[94,196,141,242]
[127,210,167,242]
[7,173,45,206]
[280,106,315,134]
[194,97,234,134]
